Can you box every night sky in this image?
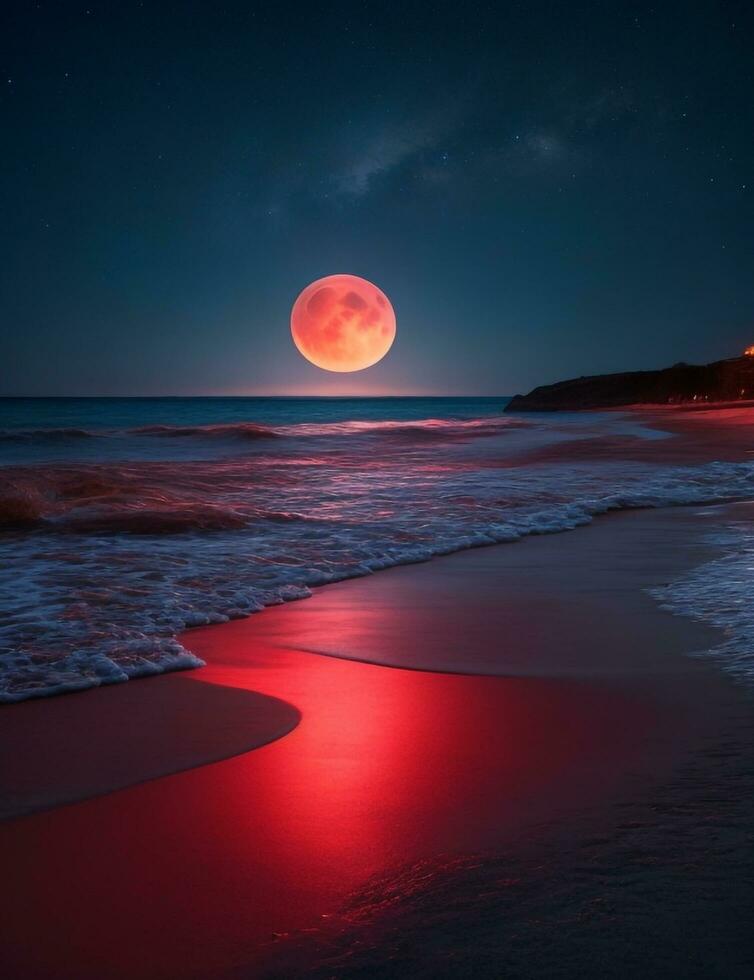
[2,1,753,396]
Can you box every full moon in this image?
[290,274,396,372]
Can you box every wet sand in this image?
[0,676,299,821]
[1,503,751,979]
[506,402,754,467]
[238,503,724,678]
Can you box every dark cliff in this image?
[505,355,754,412]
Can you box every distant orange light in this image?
[291,274,396,372]
[745,345,754,357]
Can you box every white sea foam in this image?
[651,513,754,680]
[2,411,754,701]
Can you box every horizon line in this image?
[0,392,514,400]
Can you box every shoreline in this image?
[2,403,753,708]
[212,505,726,680]
[2,504,753,978]
[0,494,746,823]
[2,401,753,822]
[0,502,729,823]
[1,405,754,976]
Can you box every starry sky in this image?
[2,1,753,396]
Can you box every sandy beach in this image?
[2,485,754,977]
[505,404,754,467]
[0,673,299,821]
[7,2,754,973]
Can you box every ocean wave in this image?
[0,417,524,453]
[130,422,279,440]
[274,417,523,440]
[0,427,96,444]
[129,417,522,443]
[2,446,754,701]
[0,495,45,527]
[60,505,251,534]
[0,464,334,534]
[3,407,754,703]
[0,468,137,527]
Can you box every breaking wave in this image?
[2,406,754,702]
[130,422,280,440]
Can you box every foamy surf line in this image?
[2,454,754,702]
[651,505,754,681]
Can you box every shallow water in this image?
[652,506,754,680]
[2,397,753,701]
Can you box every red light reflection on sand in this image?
[181,604,659,936]
[0,604,663,980]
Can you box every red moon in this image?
[290,274,396,372]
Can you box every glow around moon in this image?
[290,274,396,372]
